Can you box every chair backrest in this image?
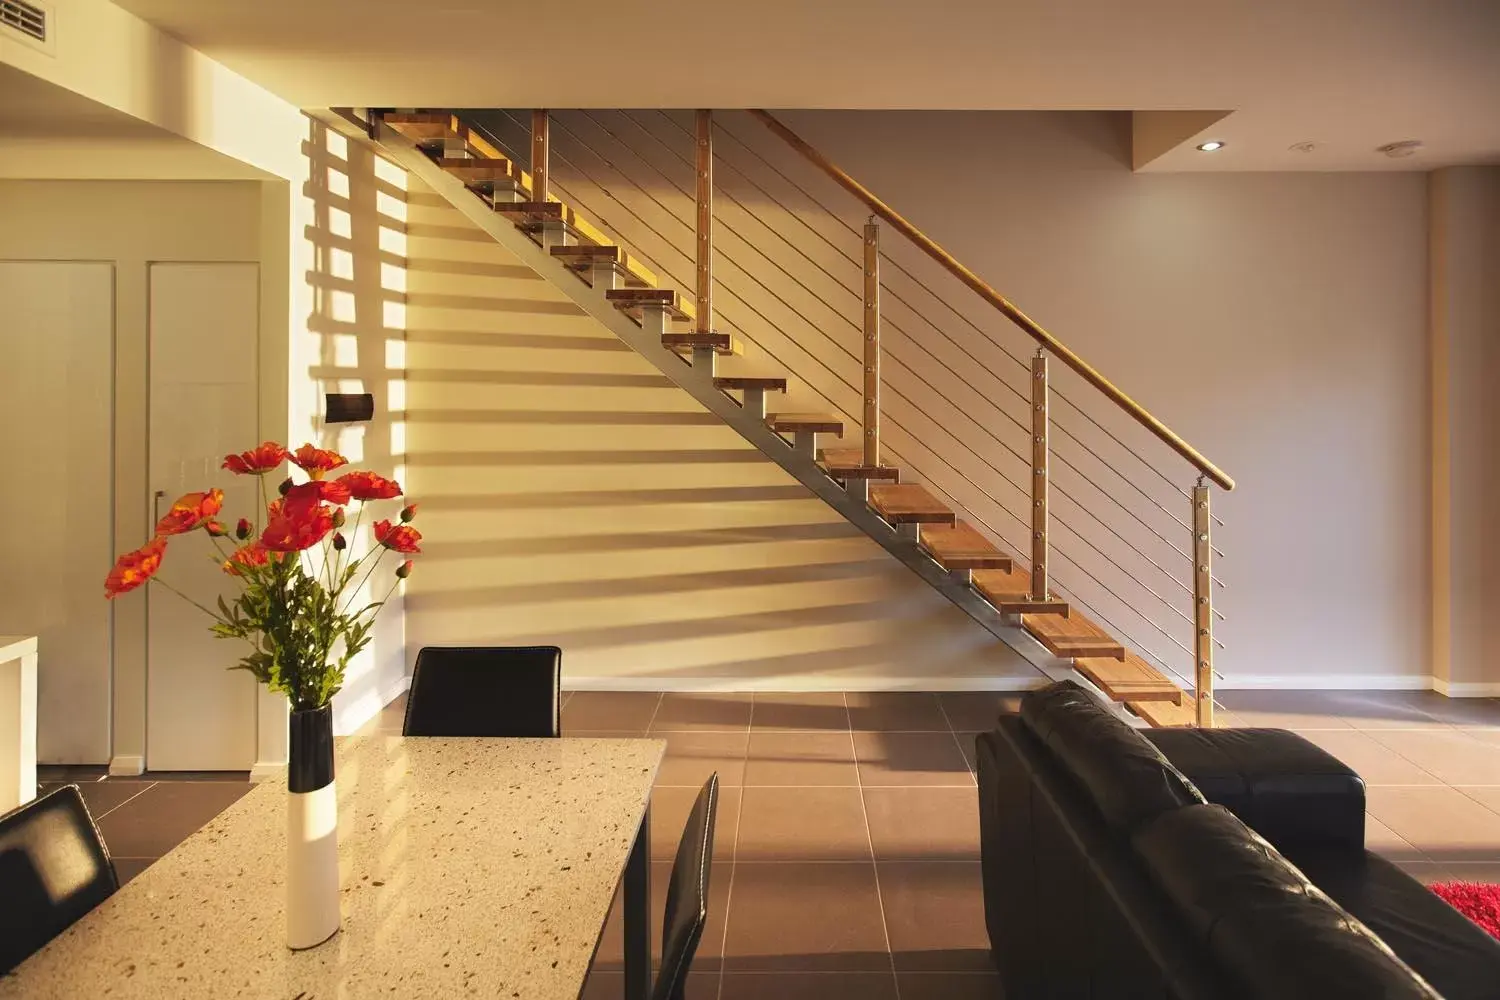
[0,785,118,974]
[402,645,561,738]
[654,774,719,1000]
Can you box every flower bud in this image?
[204,520,227,537]
[332,533,347,551]
[235,517,252,540]
[333,508,346,528]
[399,503,419,523]
[396,559,414,579]
[277,477,294,496]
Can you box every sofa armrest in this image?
[1145,728,1365,852]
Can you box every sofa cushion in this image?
[1019,681,1204,835]
[1134,804,1441,1000]
[1290,847,1500,1000]
[1146,727,1365,850]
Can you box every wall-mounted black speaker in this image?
[325,393,375,424]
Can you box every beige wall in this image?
[772,111,1431,688]
[401,180,1035,689]
[0,179,265,765]
[1430,166,1500,694]
[468,109,1431,689]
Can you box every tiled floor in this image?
[37,688,1500,1000]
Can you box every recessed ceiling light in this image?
[1196,140,1226,152]
[1376,139,1423,158]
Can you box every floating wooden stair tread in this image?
[713,376,787,392]
[970,566,1068,615]
[664,330,741,355]
[921,522,1014,572]
[385,112,462,142]
[1075,651,1183,704]
[439,156,518,184]
[767,413,843,435]
[817,448,900,481]
[549,244,658,288]
[606,287,697,324]
[1128,699,1197,728]
[1023,612,1125,660]
[869,484,956,525]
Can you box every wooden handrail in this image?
[748,109,1235,492]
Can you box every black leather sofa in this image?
[975,681,1500,999]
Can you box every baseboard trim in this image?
[561,675,1049,693]
[1215,674,1432,691]
[107,754,144,777]
[249,760,285,783]
[1431,677,1500,697]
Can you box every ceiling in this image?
[0,63,272,178]
[109,0,1500,171]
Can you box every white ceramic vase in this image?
[286,704,340,950]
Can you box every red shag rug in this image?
[1431,882,1500,939]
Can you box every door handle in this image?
[153,490,165,530]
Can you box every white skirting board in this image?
[1213,674,1433,691]
[560,675,1050,693]
[108,754,145,776]
[1432,677,1500,697]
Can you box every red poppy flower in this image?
[222,442,289,476]
[262,505,336,552]
[155,489,225,536]
[223,541,271,576]
[105,537,168,598]
[290,444,348,481]
[283,479,351,515]
[336,470,402,501]
[373,519,422,554]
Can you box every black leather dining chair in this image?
[402,645,562,737]
[0,785,119,974]
[653,774,720,1000]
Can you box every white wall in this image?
[400,178,1035,690]
[1430,166,1500,694]
[0,180,264,764]
[773,111,1431,689]
[474,109,1431,690]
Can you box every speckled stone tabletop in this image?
[2,736,665,999]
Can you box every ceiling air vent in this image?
[0,0,46,42]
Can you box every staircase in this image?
[320,108,1233,727]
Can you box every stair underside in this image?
[360,107,1194,725]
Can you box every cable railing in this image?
[457,107,1227,719]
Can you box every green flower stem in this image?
[151,577,228,623]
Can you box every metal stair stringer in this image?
[347,111,1131,712]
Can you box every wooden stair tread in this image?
[1023,612,1125,660]
[664,331,741,355]
[605,287,698,324]
[869,484,956,525]
[1128,699,1197,728]
[967,566,1066,614]
[714,376,787,391]
[385,112,461,141]
[549,244,658,288]
[817,448,900,481]
[1075,651,1183,704]
[767,413,843,434]
[921,522,1014,572]
[438,156,519,185]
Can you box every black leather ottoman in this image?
[1145,727,1365,851]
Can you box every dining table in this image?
[0,734,665,999]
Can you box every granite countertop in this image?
[2,735,665,998]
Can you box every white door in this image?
[0,262,115,764]
[146,263,259,771]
